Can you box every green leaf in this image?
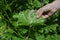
[13,10,45,26]
[36,34,45,40]
[56,35,60,40]
[12,36,24,40]
[20,29,28,35]
[46,34,58,40]
[29,38,33,40]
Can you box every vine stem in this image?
[28,25,32,40]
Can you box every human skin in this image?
[36,0,60,19]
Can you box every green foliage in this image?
[13,10,45,26]
[0,0,60,40]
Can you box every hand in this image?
[36,0,60,19]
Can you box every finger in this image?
[42,9,57,19]
[42,15,49,19]
[36,9,43,18]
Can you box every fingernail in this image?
[43,15,49,19]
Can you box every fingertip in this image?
[42,15,49,19]
[36,9,43,19]
[36,15,40,19]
